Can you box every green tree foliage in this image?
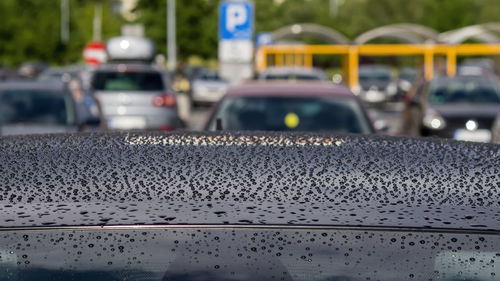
[2,0,500,65]
[134,0,219,60]
[134,0,500,61]
[0,0,123,67]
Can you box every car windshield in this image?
[200,72,224,81]
[208,96,372,133]
[0,90,74,125]
[359,70,391,82]
[0,228,498,281]
[399,69,416,81]
[92,71,164,91]
[264,74,323,80]
[428,79,500,104]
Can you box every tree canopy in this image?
[134,0,500,60]
[0,0,123,67]
[2,0,500,66]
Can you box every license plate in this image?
[453,129,492,143]
[108,116,147,129]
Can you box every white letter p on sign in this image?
[226,4,247,32]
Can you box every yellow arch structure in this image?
[256,44,500,89]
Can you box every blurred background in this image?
[0,0,499,143]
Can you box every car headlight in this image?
[352,85,361,95]
[399,80,412,92]
[387,82,397,96]
[423,109,446,130]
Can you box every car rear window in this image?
[0,228,498,281]
[208,96,372,133]
[264,74,323,80]
[0,90,74,125]
[359,71,391,82]
[92,71,164,91]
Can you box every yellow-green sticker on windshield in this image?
[284,112,299,129]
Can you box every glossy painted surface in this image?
[0,132,498,231]
[0,228,498,281]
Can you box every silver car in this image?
[90,64,183,131]
[191,71,230,104]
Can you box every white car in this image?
[191,71,230,104]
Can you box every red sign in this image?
[83,41,106,66]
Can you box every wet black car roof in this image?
[0,132,498,232]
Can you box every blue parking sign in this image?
[219,1,254,41]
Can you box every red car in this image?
[204,81,375,134]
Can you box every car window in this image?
[200,72,222,81]
[264,74,323,80]
[208,96,372,133]
[399,70,416,81]
[428,79,500,104]
[0,90,74,125]
[92,71,164,91]
[359,70,391,82]
[0,228,497,281]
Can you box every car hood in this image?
[0,132,498,232]
[0,124,77,136]
[431,103,500,119]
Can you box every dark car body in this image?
[0,132,498,280]
[402,76,500,142]
[204,81,375,133]
[0,81,103,136]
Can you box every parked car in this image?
[17,61,49,79]
[0,81,102,136]
[397,67,417,97]
[204,81,375,133]
[0,132,498,280]
[459,58,496,76]
[258,67,328,81]
[89,63,183,131]
[191,70,230,104]
[38,66,84,82]
[457,64,496,77]
[402,76,500,142]
[357,65,397,104]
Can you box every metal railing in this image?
[256,44,500,89]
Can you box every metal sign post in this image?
[167,0,177,71]
[218,1,254,83]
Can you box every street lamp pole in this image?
[93,2,103,42]
[167,0,177,71]
[61,0,70,43]
[330,0,338,17]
